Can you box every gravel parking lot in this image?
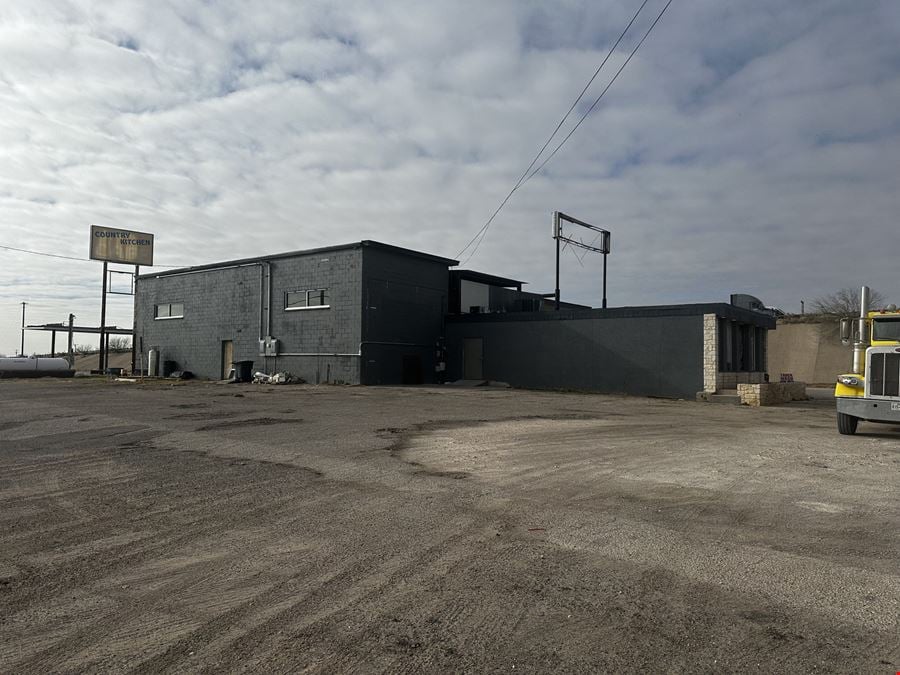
[1,380,898,673]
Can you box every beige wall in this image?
[767,321,849,385]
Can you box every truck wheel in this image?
[837,412,858,435]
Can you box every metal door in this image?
[463,338,483,380]
[221,340,233,379]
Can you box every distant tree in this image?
[812,287,886,316]
[74,343,96,355]
[108,337,132,351]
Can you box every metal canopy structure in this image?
[25,323,133,364]
[26,323,133,335]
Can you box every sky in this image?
[2,0,899,356]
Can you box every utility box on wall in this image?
[259,336,280,356]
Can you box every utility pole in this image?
[20,302,27,356]
[67,314,75,368]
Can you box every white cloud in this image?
[1,0,899,355]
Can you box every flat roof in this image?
[446,302,777,328]
[26,324,133,335]
[450,269,525,289]
[139,240,459,279]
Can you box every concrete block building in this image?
[135,241,456,384]
[445,303,774,399]
[135,238,775,398]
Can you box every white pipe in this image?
[277,341,433,358]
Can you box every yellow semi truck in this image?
[834,286,900,434]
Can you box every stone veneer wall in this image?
[737,382,807,406]
[717,371,767,389]
[702,314,718,392]
[704,312,771,392]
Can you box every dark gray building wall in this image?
[136,264,262,379]
[266,247,363,383]
[136,248,363,382]
[445,312,705,398]
[135,242,455,383]
[360,247,449,385]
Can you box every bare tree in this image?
[73,343,96,355]
[812,287,886,316]
[107,336,132,351]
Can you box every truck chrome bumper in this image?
[836,397,900,423]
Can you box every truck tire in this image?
[837,411,858,435]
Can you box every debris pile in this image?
[252,371,302,385]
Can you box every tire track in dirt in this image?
[1,443,326,626]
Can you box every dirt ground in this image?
[1,380,898,673]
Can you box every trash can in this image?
[163,360,177,377]
[232,360,254,383]
[106,367,123,377]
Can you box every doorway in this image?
[401,354,424,384]
[221,340,233,379]
[463,337,483,380]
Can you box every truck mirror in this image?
[840,318,852,345]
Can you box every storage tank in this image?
[148,349,159,376]
[0,356,74,378]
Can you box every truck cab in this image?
[834,290,900,434]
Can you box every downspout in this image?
[258,264,265,343]
[267,261,273,338]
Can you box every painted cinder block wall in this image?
[135,247,363,382]
[445,309,706,399]
[136,263,263,380]
[360,247,449,385]
[445,303,774,399]
[135,242,452,384]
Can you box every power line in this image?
[456,0,674,266]
[0,244,93,263]
[522,0,674,185]
[0,243,180,268]
[455,0,652,266]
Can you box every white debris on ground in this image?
[252,371,298,384]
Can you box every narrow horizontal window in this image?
[285,288,330,311]
[155,302,184,319]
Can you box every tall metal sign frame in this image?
[89,225,154,371]
[552,211,611,310]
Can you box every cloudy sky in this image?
[2,0,899,355]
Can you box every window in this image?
[873,317,900,341]
[285,289,329,311]
[155,302,184,319]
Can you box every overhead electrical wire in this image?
[456,0,674,266]
[0,244,92,263]
[454,0,652,265]
[520,0,674,186]
[0,243,180,267]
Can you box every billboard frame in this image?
[89,224,154,267]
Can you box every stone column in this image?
[703,314,718,392]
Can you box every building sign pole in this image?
[602,251,608,309]
[554,212,561,310]
[99,261,108,372]
[131,265,139,374]
[89,224,154,374]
